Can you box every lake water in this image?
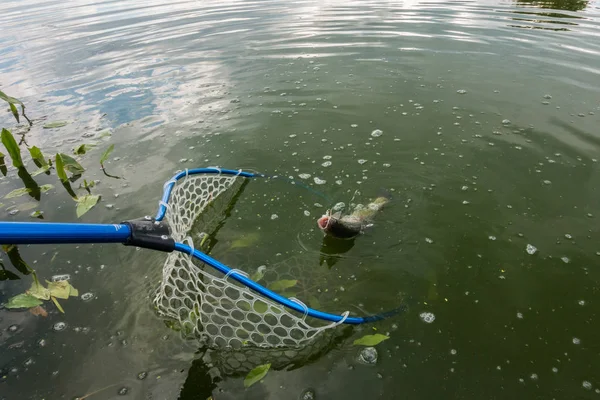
[1,0,600,398]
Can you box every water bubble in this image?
[488,236,497,241]
[561,257,570,264]
[543,94,552,99]
[502,119,511,125]
[313,177,326,185]
[137,371,148,380]
[118,387,129,396]
[382,163,391,167]
[517,312,523,319]
[303,210,310,216]
[450,349,457,355]
[8,324,19,333]
[9,209,19,216]
[420,311,435,323]
[270,214,279,220]
[371,129,383,138]
[300,388,316,400]
[552,367,558,373]
[351,124,358,128]
[298,173,311,179]
[321,161,332,167]
[37,338,47,347]
[565,234,573,240]
[526,244,537,255]
[51,274,71,281]
[357,159,367,165]
[457,89,467,94]
[357,347,378,364]
[323,155,332,160]
[542,180,552,185]
[573,337,581,345]
[583,381,592,390]
[578,300,586,306]
[425,237,433,244]
[53,322,67,332]
[461,185,469,191]
[23,358,34,367]
[530,373,538,381]
[81,292,95,302]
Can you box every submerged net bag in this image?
[152,171,348,349]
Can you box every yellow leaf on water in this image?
[47,280,70,299]
[51,296,65,313]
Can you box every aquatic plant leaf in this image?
[244,363,271,388]
[74,144,94,155]
[43,120,68,129]
[4,293,42,308]
[0,269,20,280]
[2,245,32,275]
[268,279,298,291]
[47,280,71,299]
[1,128,23,168]
[58,153,84,175]
[76,194,100,218]
[31,165,50,177]
[28,280,50,300]
[30,210,44,219]
[70,285,79,297]
[51,296,65,313]
[100,144,114,165]
[29,146,48,167]
[0,152,6,176]
[308,295,321,309]
[39,184,54,193]
[29,305,48,317]
[4,187,32,199]
[9,102,19,123]
[0,90,23,105]
[230,232,260,249]
[55,153,68,182]
[353,334,390,346]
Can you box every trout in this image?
[317,196,389,239]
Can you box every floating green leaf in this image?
[30,210,44,219]
[100,144,114,165]
[353,334,390,347]
[0,90,23,105]
[4,293,43,309]
[69,285,79,297]
[58,153,85,176]
[29,146,48,167]
[28,279,50,300]
[39,184,54,193]
[1,128,23,168]
[308,295,321,309]
[230,232,260,249]
[268,279,298,291]
[55,153,68,182]
[0,151,6,176]
[43,120,68,129]
[244,363,271,388]
[76,194,100,218]
[74,144,94,155]
[31,165,50,177]
[51,296,65,313]
[9,102,19,123]
[4,187,32,199]
[0,269,20,280]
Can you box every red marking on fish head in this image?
[317,216,330,230]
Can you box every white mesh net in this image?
[153,172,345,349]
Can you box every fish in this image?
[317,195,390,239]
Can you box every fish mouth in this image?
[317,216,330,230]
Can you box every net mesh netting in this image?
[153,173,344,349]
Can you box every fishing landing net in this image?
[152,169,352,350]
